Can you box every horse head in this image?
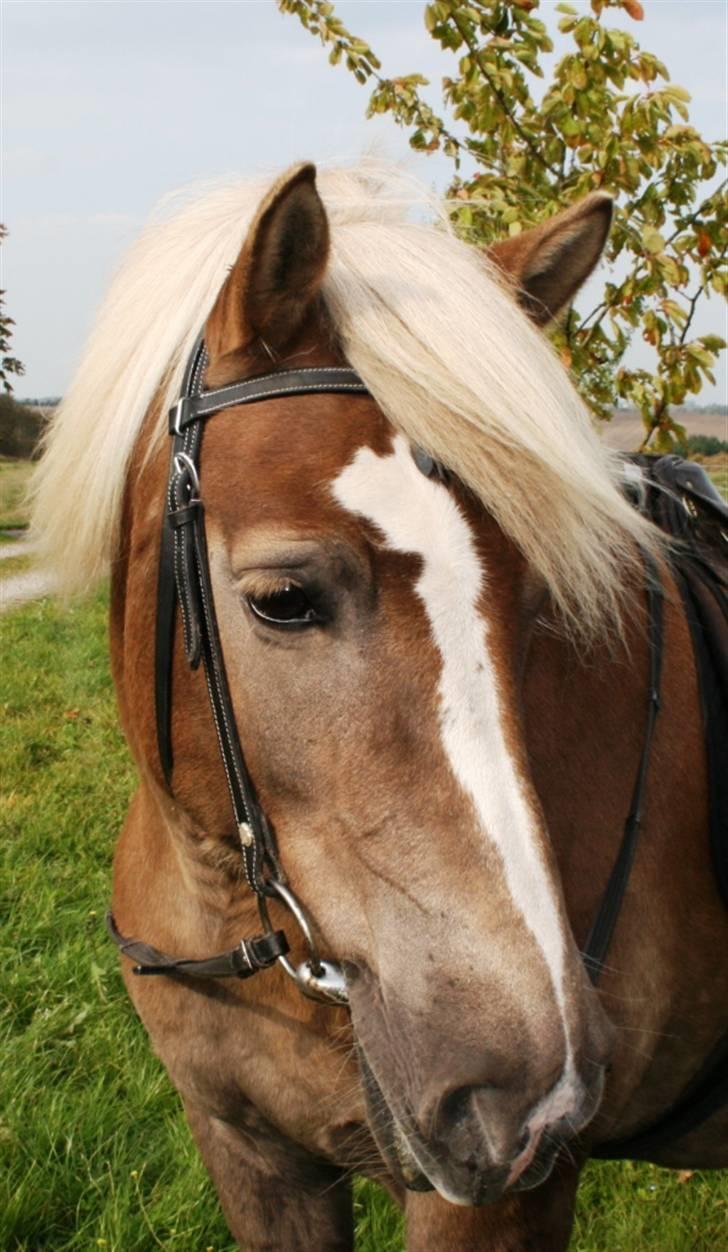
[34,160,659,1211]
[131,164,625,1204]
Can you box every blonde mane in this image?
[30,160,656,638]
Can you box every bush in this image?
[682,433,728,457]
[0,393,46,459]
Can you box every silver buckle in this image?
[169,398,191,436]
[258,880,349,1006]
[173,451,201,499]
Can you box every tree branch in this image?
[581,180,728,342]
[449,11,562,179]
[679,239,728,345]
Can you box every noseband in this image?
[108,335,664,1014]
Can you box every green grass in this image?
[0,552,33,578]
[704,456,728,500]
[2,590,726,1250]
[0,457,34,531]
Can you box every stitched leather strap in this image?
[146,340,369,989]
[107,912,289,979]
[155,336,207,781]
[168,367,369,433]
[190,488,279,889]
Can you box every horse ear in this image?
[486,194,613,327]
[205,162,329,372]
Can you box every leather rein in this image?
[108,335,664,1011]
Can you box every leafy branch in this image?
[447,7,562,177]
[280,0,728,445]
[0,225,24,395]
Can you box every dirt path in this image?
[0,539,57,611]
[0,568,57,612]
[0,535,31,560]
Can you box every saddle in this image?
[592,454,728,1163]
[625,453,728,910]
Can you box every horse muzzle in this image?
[356,1037,606,1206]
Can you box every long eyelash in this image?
[240,572,302,600]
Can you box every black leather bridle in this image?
[108,338,368,1004]
[108,334,664,1012]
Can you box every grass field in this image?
[0,553,33,578]
[693,451,727,500]
[2,588,728,1250]
[0,456,33,532]
[2,448,727,1248]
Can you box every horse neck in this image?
[524,562,706,951]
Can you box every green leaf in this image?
[664,83,692,103]
[642,226,665,254]
[654,428,675,453]
[276,0,726,422]
[686,344,715,367]
[661,299,688,325]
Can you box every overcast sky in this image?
[3,0,727,402]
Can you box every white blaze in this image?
[332,436,575,1067]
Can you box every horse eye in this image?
[246,583,321,628]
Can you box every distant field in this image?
[599,409,728,451]
[700,452,728,499]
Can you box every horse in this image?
[30,160,727,1251]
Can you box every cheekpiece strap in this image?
[154,338,369,899]
[155,336,207,774]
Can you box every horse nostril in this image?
[431,1083,532,1174]
[439,1086,472,1131]
[437,1083,498,1138]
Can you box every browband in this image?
[169,366,369,433]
